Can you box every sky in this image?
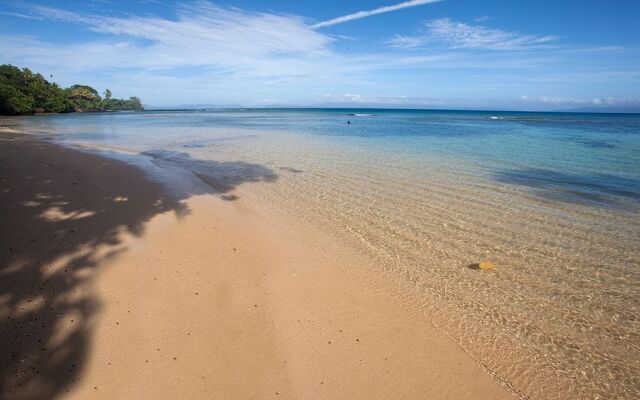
[1,0,639,110]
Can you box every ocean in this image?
[8,108,640,398]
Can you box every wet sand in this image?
[0,130,516,399]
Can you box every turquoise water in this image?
[7,109,640,398]
[18,109,640,211]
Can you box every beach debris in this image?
[479,262,496,270]
[468,262,497,270]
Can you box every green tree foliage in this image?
[128,97,144,111]
[66,84,102,111]
[0,64,144,115]
[103,96,144,111]
[0,83,34,115]
[0,65,35,114]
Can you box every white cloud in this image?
[389,18,558,50]
[312,0,442,29]
[0,11,44,20]
[474,16,491,22]
[519,95,640,105]
[387,35,426,49]
[25,3,334,68]
[314,93,433,107]
[316,93,410,104]
[0,2,459,81]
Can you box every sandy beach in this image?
[0,130,517,399]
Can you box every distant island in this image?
[0,64,143,116]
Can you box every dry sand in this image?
[0,131,515,399]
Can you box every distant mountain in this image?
[145,103,246,110]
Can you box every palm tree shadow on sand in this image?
[0,135,278,399]
[141,149,278,202]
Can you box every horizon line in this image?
[139,105,640,115]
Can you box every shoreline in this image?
[0,130,517,399]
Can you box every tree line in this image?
[0,64,143,115]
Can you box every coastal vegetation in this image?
[0,64,143,115]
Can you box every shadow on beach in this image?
[0,134,277,399]
[142,149,278,201]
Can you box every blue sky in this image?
[1,0,639,110]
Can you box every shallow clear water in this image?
[7,109,640,398]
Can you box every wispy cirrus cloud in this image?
[24,2,334,64]
[2,2,460,79]
[389,18,558,50]
[0,11,44,20]
[312,0,442,29]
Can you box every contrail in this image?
[312,0,443,29]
